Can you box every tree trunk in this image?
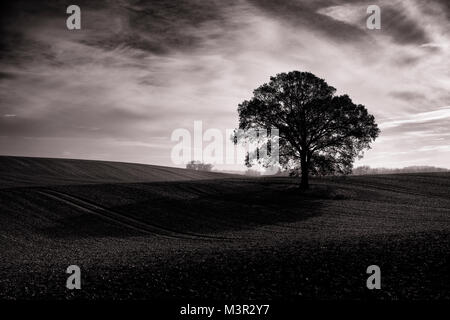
[300,153,309,189]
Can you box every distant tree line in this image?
[186,161,213,172]
[351,165,449,175]
[245,169,261,176]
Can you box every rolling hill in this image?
[0,156,233,188]
[0,156,449,300]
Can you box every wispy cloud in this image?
[418,145,450,152]
[379,107,450,129]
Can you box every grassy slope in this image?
[0,157,449,299]
[0,156,234,188]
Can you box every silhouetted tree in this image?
[237,71,379,189]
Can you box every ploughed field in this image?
[0,156,449,299]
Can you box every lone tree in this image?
[237,71,379,189]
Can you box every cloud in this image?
[357,106,450,168]
[420,42,449,49]
[317,1,433,45]
[418,145,450,152]
[0,0,449,169]
[388,90,426,103]
[379,107,450,129]
[248,0,370,43]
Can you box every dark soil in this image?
[0,157,449,300]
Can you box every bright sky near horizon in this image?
[0,0,449,170]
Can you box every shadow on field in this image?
[102,180,330,235]
[31,179,340,238]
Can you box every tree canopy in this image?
[237,71,380,188]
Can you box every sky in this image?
[0,0,449,170]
